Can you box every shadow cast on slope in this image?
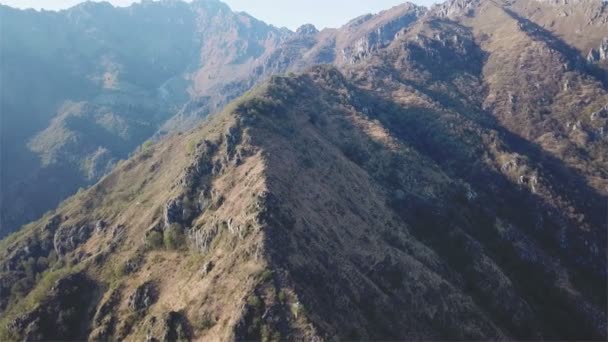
[354,88,607,340]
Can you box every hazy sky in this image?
[0,0,439,30]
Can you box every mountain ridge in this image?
[0,0,431,236]
[0,0,607,340]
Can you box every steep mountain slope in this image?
[1,0,606,340]
[0,0,430,238]
[1,62,606,340]
[347,0,608,267]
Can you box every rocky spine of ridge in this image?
[1,64,606,340]
[0,0,429,238]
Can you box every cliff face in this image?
[0,0,606,340]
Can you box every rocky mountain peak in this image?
[336,3,426,65]
[431,0,481,18]
[296,24,318,35]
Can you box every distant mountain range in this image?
[0,0,607,340]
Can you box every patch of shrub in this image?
[260,324,272,342]
[1,266,83,340]
[187,139,196,156]
[247,295,262,309]
[140,140,154,159]
[141,140,154,151]
[341,141,370,165]
[195,312,216,331]
[114,262,128,278]
[278,290,287,303]
[259,269,273,282]
[164,223,186,250]
[145,230,164,250]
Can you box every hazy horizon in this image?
[0,0,440,30]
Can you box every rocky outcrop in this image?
[128,281,157,312]
[590,104,608,120]
[341,9,423,64]
[4,237,54,273]
[587,37,608,63]
[433,0,479,18]
[53,223,93,257]
[141,311,191,342]
[90,287,122,341]
[42,215,62,234]
[7,273,98,341]
[190,224,220,253]
[95,220,107,233]
[164,198,186,227]
[296,24,318,36]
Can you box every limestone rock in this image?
[128,281,157,311]
[53,223,93,257]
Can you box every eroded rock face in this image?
[4,237,53,272]
[142,311,191,342]
[42,215,62,233]
[190,224,220,253]
[128,281,157,311]
[7,273,98,341]
[53,223,93,257]
[433,0,479,18]
[164,198,185,226]
[90,287,122,342]
[95,220,107,233]
[160,311,191,342]
[341,10,422,64]
[587,37,608,63]
[590,104,608,120]
[181,140,218,190]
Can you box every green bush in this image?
[10,279,28,298]
[278,290,287,303]
[145,230,164,250]
[141,140,155,158]
[1,266,81,340]
[187,139,196,155]
[22,257,37,282]
[164,223,186,250]
[114,263,127,278]
[259,269,273,282]
[141,140,154,151]
[247,295,262,308]
[260,324,271,342]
